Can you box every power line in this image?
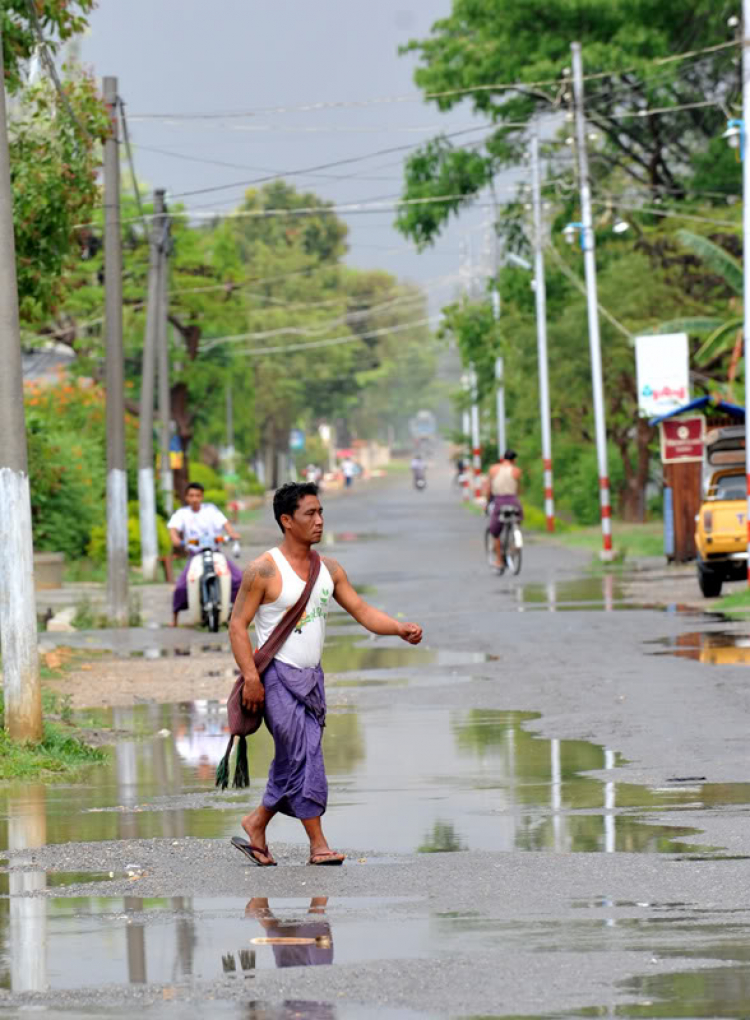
[204,315,440,356]
[118,99,147,230]
[129,40,740,121]
[168,123,505,200]
[546,243,633,340]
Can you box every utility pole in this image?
[157,229,173,517]
[0,27,41,740]
[469,365,483,502]
[461,374,471,502]
[225,380,235,477]
[489,209,506,459]
[742,0,750,585]
[494,356,506,457]
[530,129,555,533]
[571,43,613,559]
[138,189,165,580]
[103,77,129,621]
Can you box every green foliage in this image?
[397,0,738,245]
[25,379,137,559]
[87,514,170,566]
[10,74,109,320]
[1,1,95,94]
[204,489,228,512]
[187,463,225,491]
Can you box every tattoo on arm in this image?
[258,559,276,579]
[322,556,342,582]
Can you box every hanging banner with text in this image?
[635,333,690,418]
[660,416,705,464]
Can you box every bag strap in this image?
[253,550,321,675]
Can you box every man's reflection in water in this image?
[246,897,334,968]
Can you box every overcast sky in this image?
[78,1,499,316]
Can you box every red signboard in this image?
[660,416,705,464]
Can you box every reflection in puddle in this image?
[520,575,626,611]
[651,630,750,666]
[3,704,744,861]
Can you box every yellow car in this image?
[695,426,747,597]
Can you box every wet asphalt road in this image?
[5,468,750,1019]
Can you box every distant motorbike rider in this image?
[168,481,243,626]
[411,453,427,487]
[485,450,523,570]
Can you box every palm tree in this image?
[658,229,743,393]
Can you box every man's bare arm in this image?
[324,557,422,645]
[169,527,183,552]
[228,555,277,710]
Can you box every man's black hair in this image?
[503,450,518,461]
[186,481,205,493]
[274,482,319,533]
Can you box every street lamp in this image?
[723,119,744,155]
[563,221,585,248]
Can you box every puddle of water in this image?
[322,634,486,673]
[0,871,125,895]
[4,701,746,861]
[650,630,750,666]
[574,960,750,1018]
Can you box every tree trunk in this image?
[617,418,654,522]
[171,381,192,501]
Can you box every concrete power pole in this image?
[571,43,613,560]
[157,217,173,517]
[0,27,42,740]
[103,77,129,621]
[138,189,165,580]
[469,365,483,502]
[494,356,506,458]
[742,0,750,584]
[530,129,555,533]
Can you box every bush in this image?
[187,462,224,492]
[87,514,171,565]
[204,488,228,512]
[25,378,138,560]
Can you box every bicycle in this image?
[485,504,523,576]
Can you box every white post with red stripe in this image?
[742,0,750,584]
[460,375,472,501]
[530,128,555,533]
[571,42,613,559]
[469,365,483,502]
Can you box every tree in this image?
[1,1,94,94]
[658,229,744,396]
[396,0,740,246]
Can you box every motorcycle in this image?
[414,471,427,491]
[184,534,233,632]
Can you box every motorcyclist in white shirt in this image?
[168,481,243,626]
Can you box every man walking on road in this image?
[228,482,422,867]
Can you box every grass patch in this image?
[553,521,664,560]
[0,688,106,781]
[715,588,750,617]
[70,593,142,630]
[0,724,105,781]
[63,559,146,586]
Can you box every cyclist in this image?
[485,450,523,570]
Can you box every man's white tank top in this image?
[254,548,334,669]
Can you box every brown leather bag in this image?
[215,550,321,790]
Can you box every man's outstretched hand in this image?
[398,622,423,645]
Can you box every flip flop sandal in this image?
[231,836,277,867]
[307,851,345,866]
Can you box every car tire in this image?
[697,558,723,598]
